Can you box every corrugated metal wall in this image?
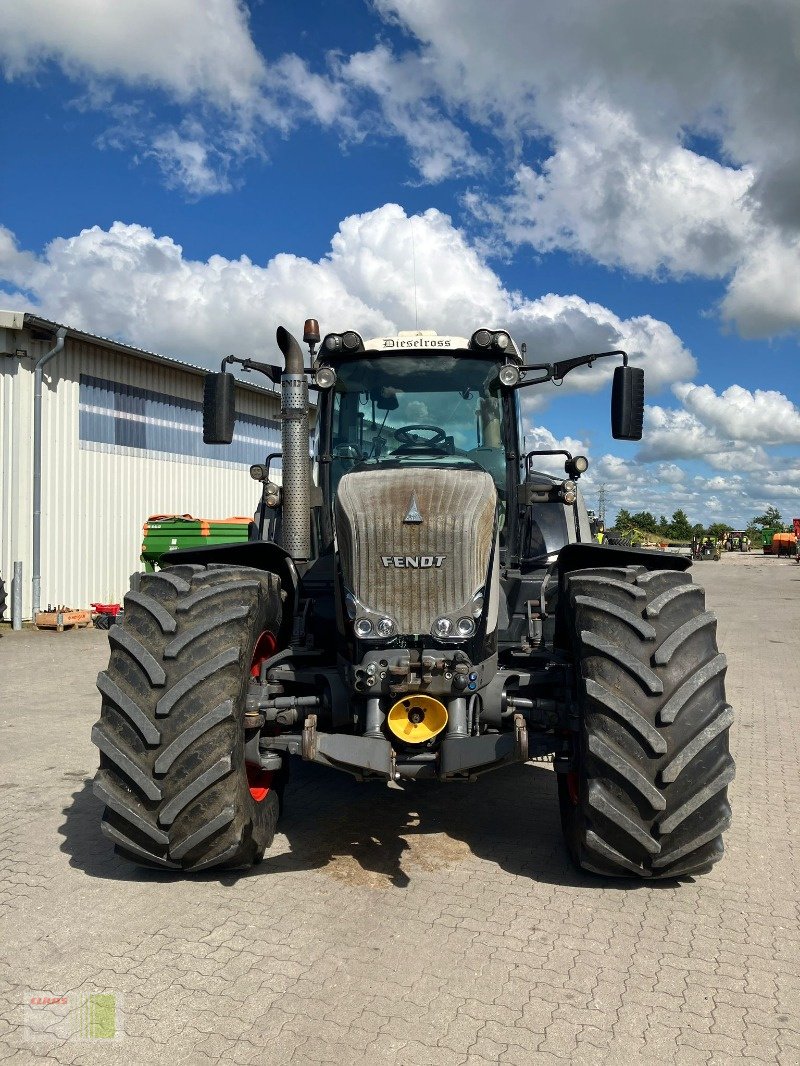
[1,331,281,619]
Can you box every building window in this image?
[78,374,280,466]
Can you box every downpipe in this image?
[32,326,67,616]
[276,326,311,562]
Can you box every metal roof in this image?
[14,311,282,399]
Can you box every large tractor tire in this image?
[558,565,734,879]
[92,564,284,872]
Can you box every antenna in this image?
[410,217,419,330]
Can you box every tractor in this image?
[92,323,734,879]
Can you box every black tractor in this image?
[92,322,733,878]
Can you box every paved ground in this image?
[1,553,799,1065]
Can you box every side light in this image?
[565,454,589,477]
[499,364,520,387]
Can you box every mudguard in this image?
[159,541,298,644]
[557,541,691,578]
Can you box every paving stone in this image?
[1,555,798,1064]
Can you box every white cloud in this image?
[148,128,235,197]
[638,404,770,472]
[338,45,479,182]
[0,206,695,411]
[673,381,800,445]
[359,0,800,338]
[0,3,350,198]
[720,233,800,338]
[491,101,754,279]
[0,0,266,107]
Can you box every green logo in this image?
[77,994,116,1039]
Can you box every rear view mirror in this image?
[203,372,236,444]
[611,365,644,440]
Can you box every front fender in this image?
[557,541,691,578]
[159,541,298,641]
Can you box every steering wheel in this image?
[392,424,449,454]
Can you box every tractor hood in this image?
[334,465,498,640]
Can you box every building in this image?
[1,310,282,620]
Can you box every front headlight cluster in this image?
[346,590,398,642]
[431,587,485,641]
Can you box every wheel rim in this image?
[246,763,273,803]
[250,630,277,678]
[247,630,278,801]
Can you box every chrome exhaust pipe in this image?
[276,326,311,561]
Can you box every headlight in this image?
[471,329,492,349]
[432,617,453,638]
[376,617,395,637]
[456,617,475,637]
[354,618,373,637]
[492,331,510,351]
[342,331,361,350]
[314,365,336,389]
[323,334,342,352]
[249,464,266,481]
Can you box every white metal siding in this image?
[1,331,281,619]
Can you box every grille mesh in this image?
[335,467,496,634]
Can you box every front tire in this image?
[92,564,283,872]
[558,566,734,879]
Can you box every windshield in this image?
[329,354,507,497]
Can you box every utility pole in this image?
[598,483,607,525]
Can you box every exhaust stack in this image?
[276,326,311,561]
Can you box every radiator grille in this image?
[335,467,496,634]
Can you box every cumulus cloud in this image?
[673,381,800,445]
[0,0,266,107]
[489,103,754,279]
[359,0,800,337]
[0,2,349,197]
[0,206,696,409]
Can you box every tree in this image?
[751,506,784,530]
[658,515,670,536]
[670,509,693,541]
[630,511,659,534]
[692,523,705,539]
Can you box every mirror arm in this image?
[219,354,282,384]
[513,349,629,389]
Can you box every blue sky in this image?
[2,0,799,526]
